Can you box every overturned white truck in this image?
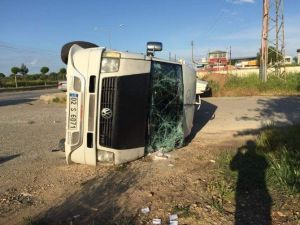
[61,41,203,166]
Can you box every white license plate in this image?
[69,93,78,130]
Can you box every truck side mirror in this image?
[146,42,163,56]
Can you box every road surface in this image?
[0,88,60,106]
[196,96,300,134]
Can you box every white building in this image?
[284,56,292,65]
[297,49,300,64]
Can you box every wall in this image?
[197,66,300,78]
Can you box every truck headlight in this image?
[101,52,120,73]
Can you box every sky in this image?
[0,0,299,74]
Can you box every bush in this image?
[1,79,57,88]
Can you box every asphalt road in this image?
[0,88,60,106]
[197,96,300,134]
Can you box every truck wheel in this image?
[205,87,212,97]
[61,41,98,64]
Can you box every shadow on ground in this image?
[0,154,21,165]
[34,166,141,225]
[236,96,300,136]
[230,97,300,224]
[0,98,35,107]
[230,140,272,225]
[186,99,217,142]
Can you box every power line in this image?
[0,41,59,55]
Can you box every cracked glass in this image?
[147,61,184,153]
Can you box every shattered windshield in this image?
[147,61,184,153]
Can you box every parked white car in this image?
[196,79,212,97]
[58,80,67,91]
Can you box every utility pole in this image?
[260,0,286,82]
[229,46,232,65]
[228,46,232,75]
[260,0,269,82]
[191,41,198,65]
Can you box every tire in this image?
[61,41,98,64]
[205,87,212,97]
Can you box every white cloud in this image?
[30,58,38,66]
[226,0,255,4]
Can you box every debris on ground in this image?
[152,218,162,225]
[141,207,150,214]
[152,151,171,160]
[169,214,179,225]
[50,138,65,152]
[0,188,37,215]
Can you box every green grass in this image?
[207,178,235,212]
[205,73,300,96]
[256,125,300,193]
[208,79,221,96]
[226,73,299,93]
[196,155,204,160]
[216,125,300,194]
[172,205,194,218]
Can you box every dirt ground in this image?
[0,96,299,225]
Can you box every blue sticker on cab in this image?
[70,93,78,97]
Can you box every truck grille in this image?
[99,77,116,147]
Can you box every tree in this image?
[59,68,66,80]
[49,72,58,80]
[257,46,284,65]
[20,64,29,86]
[20,64,29,76]
[0,73,5,88]
[40,67,49,85]
[293,56,298,64]
[11,67,20,88]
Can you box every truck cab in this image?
[62,41,197,165]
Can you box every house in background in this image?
[297,49,300,64]
[208,50,228,68]
[284,56,293,65]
